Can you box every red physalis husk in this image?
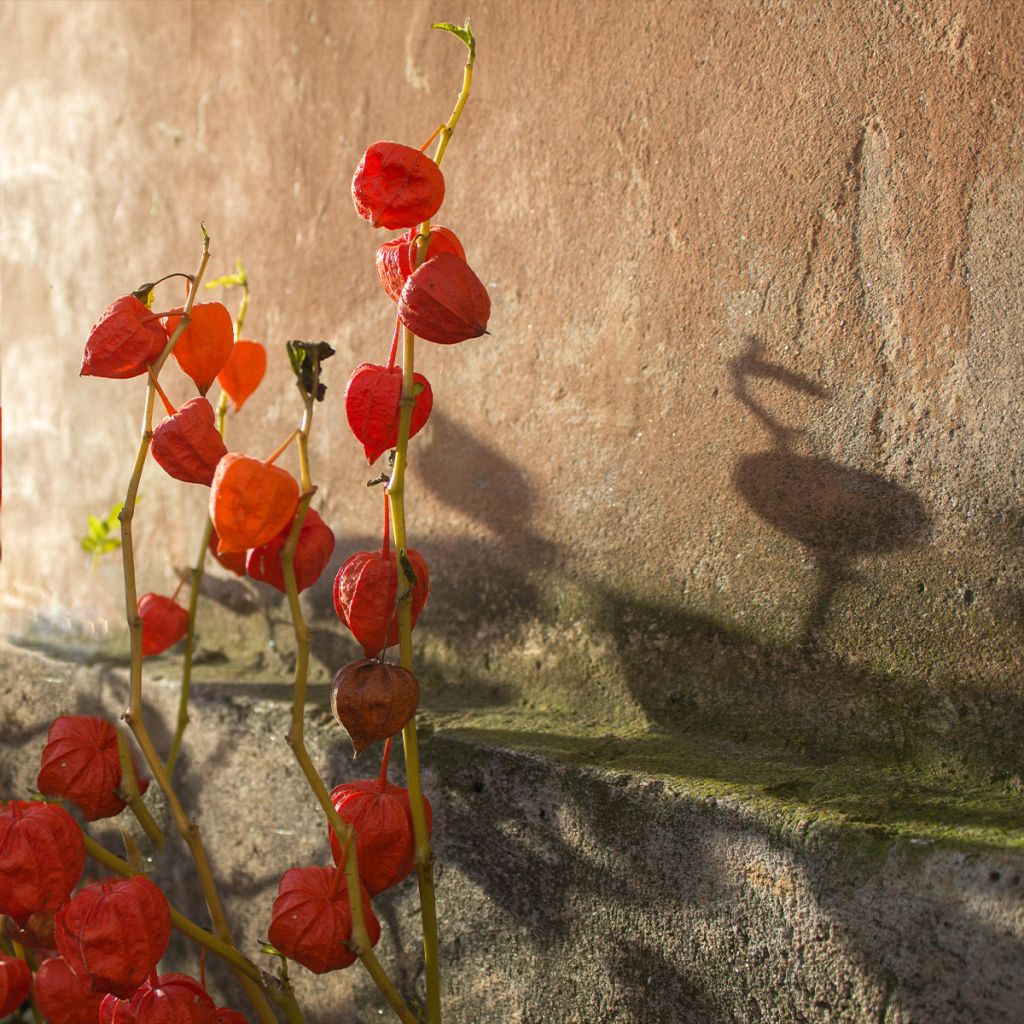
[138,594,189,657]
[163,302,234,396]
[81,296,168,380]
[330,659,419,756]
[207,526,247,576]
[344,363,433,464]
[99,973,216,1024]
[34,956,107,1024]
[217,340,266,412]
[214,1009,247,1024]
[0,801,85,918]
[37,715,149,821]
[3,910,57,954]
[0,953,31,1018]
[351,141,445,230]
[398,252,490,345]
[376,226,465,303]
[333,547,429,657]
[245,508,335,595]
[328,745,433,896]
[267,866,380,974]
[209,454,300,555]
[151,398,228,486]
[56,876,171,998]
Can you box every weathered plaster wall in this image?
[2,1,1024,775]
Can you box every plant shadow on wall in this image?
[729,336,930,647]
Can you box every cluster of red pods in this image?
[0,717,245,1022]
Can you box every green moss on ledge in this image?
[424,707,1024,853]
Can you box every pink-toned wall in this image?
[2,0,1023,771]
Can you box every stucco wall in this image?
[2,0,1024,775]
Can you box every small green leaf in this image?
[204,273,244,290]
[87,515,104,540]
[432,19,475,61]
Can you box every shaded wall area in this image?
[2,0,1024,778]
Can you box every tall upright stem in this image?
[280,378,417,1024]
[386,34,475,1024]
[118,229,278,1024]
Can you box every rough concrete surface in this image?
[2,644,1022,1024]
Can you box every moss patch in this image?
[425,707,1024,852]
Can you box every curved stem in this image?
[118,230,278,1024]
[384,42,475,1024]
[280,391,416,1024]
[167,391,230,777]
[116,725,164,848]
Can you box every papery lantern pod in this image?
[56,876,171,998]
[217,340,266,412]
[332,547,429,657]
[34,956,107,1024]
[100,974,216,1024]
[267,866,380,974]
[81,296,168,380]
[344,363,433,464]
[330,659,419,756]
[398,252,490,345]
[3,910,57,953]
[376,226,465,303]
[163,302,234,396]
[37,715,149,822]
[207,526,247,576]
[151,398,228,487]
[245,508,335,595]
[209,453,300,555]
[138,594,189,657]
[351,141,445,230]
[0,953,32,1018]
[327,745,433,896]
[0,801,85,918]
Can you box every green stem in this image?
[386,41,475,1024]
[167,391,229,777]
[118,229,278,1024]
[116,726,165,847]
[280,389,416,1024]
[81,834,305,1024]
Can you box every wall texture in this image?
[3,0,1024,780]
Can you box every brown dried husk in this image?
[331,659,419,755]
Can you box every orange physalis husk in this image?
[209,453,300,554]
[398,252,491,345]
[0,954,31,1019]
[151,397,228,486]
[246,507,336,594]
[163,302,234,395]
[56,876,171,998]
[333,548,429,657]
[214,1009,248,1024]
[217,339,266,411]
[344,363,433,464]
[0,801,85,919]
[351,141,445,230]
[81,296,167,379]
[328,764,432,896]
[37,715,149,821]
[33,957,106,1024]
[267,866,380,974]
[330,659,419,756]
[3,910,56,953]
[376,225,465,303]
[99,973,215,1024]
[137,593,189,656]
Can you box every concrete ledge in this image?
[2,643,1022,1023]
